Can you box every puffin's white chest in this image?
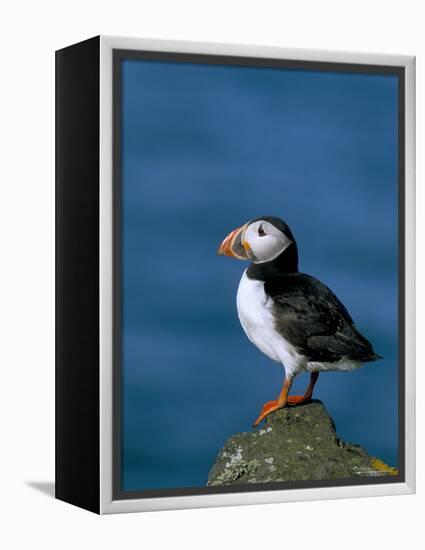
[236,270,302,375]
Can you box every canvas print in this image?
[118,55,401,495]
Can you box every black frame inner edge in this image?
[112,49,406,501]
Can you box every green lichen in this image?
[208,459,260,486]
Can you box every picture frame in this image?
[56,35,415,514]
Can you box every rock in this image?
[207,400,398,486]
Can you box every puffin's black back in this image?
[266,273,381,363]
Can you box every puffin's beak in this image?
[217,224,249,260]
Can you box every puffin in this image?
[218,216,381,427]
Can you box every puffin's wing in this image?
[265,274,380,363]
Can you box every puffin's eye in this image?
[258,224,266,237]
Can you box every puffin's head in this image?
[217,216,295,264]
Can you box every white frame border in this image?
[99,35,415,514]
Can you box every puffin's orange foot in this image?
[286,394,312,406]
[252,400,283,427]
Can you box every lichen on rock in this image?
[207,401,398,487]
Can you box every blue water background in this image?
[121,59,399,491]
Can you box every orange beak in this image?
[217,224,249,260]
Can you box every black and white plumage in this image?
[218,216,381,425]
